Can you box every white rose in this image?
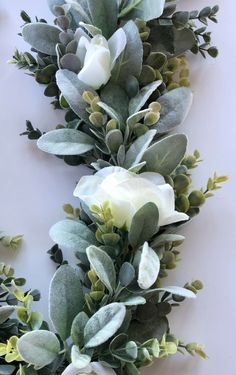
[76,28,127,90]
[62,362,116,375]
[74,167,189,230]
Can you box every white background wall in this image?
[0,1,235,374]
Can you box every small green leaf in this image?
[71,346,91,369]
[0,306,15,325]
[86,246,116,293]
[84,303,126,348]
[129,203,159,248]
[129,81,162,115]
[71,312,89,347]
[49,265,84,340]
[17,331,60,369]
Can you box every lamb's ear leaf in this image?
[154,88,193,133]
[49,219,98,254]
[138,242,160,289]
[17,331,60,368]
[84,303,126,348]
[129,203,159,248]
[112,21,143,84]
[71,312,89,347]
[124,129,157,168]
[129,80,162,115]
[156,286,196,298]
[22,23,60,55]
[87,0,118,38]
[142,134,187,175]
[56,69,96,123]
[119,0,165,22]
[86,246,116,293]
[37,129,95,156]
[49,265,84,340]
[48,0,65,15]
[0,365,15,375]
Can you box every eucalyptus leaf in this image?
[128,317,168,342]
[56,69,96,122]
[154,88,193,133]
[124,129,157,168]
[129,203,159,248]
[22,23,60,55]
[17,331,60,369]
[149,25,196,57]
[138,242,160,289]
[87,0,118,38]
[119,0,165,22]
[48,0,65,15]
[49,265,84,340]
[129,80,162,115]
[37,129,95,155]
[100,83,129,124]
[0,306,15,325]
[119,262,135,287]
[112,21,143,83]
[142,134,187,175]
[84,303,126,348]
[86,246,116,293]
[49,219,98,253]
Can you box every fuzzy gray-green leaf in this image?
[124,129,156,168]
[84,303,126,348]
[22,23,60,55]
[0,306,15,325]
[154,88,193,133]
[129,81,162,115]
[37,129,95,156]
[17,331,60,368]
[142,134,187,175]
[119,0,165,22]
[87,0,118,38]
[49,265,84,340]
[138,242,160,289]
[86,246,116,293]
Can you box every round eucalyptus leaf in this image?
[119,262,135,287]
[17,330,60,368]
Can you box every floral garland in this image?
[0,1,227,375]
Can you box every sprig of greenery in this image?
[0,232,23,250]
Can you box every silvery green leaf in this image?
[151,234,185,248]
[121,296,146,306]
[71,312,89,347]
[97,101,122,127]
[156,286,196,298]
[86,246,116,293]
[60,53,81,73]
[0,365,15,375]
[48,0,66,14]
[17,331,60,369]
[37,129,95,156]
[109,29,127,69]
[71,346,91,369]
[50,219,98,253]
[128,161,146,173]
[119,0,165,22]
[49,265,84,340]
[119,262,135,287]
[22,23,60,55]
[100,83,129,124]
[138,242,160,289]
[126,109,150,128]
[79,22,102,36]
[124,129,156,168]
[154,88,193,133]
[56,69,96,123]
[142,134,187,175]
[84,303,126,348]
[112,21,143,83]
[87,0,118,38]
[129,203,159,248]
[0,306,15,325]
[129,80,162,115]
[106,129,123,154]
[66,0,92,24]
[112,340,138,362]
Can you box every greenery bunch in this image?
[1,1,227,375]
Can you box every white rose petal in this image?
[74,167,189,230]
